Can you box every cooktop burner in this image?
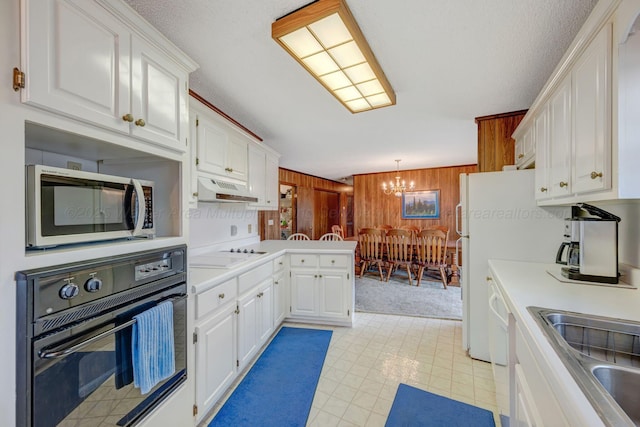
[190,249,267,268]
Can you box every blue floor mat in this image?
[385,383,496,427]
[208,326,332,427]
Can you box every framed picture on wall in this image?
[402,190,440,219]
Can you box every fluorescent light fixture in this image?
[272,0,396,113]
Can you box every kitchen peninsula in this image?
[189,239,356,423]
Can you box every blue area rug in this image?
[208,326,332,427]
[385,384,496,427]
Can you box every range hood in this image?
[197,177,258,203]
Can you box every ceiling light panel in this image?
[272,0,395,113]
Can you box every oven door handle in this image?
[39,295,185,359]
[39,318,137,359]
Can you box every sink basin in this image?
[544,311,640,368]
[592,365,640,425]
[529,307,640,426]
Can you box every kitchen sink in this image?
[529,307,640,426]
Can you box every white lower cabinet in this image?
[273,270,287,326]
[513,364,543,427]
[194,302,237,423]
[237,278,273,370]
[511,323,569,426]
[288,253,352,324]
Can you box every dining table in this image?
[345,235,460,285]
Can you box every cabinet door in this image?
[290,270,317,316]
[533,119,550,201]
[195,303,237,420]
[248,145,266,205]
[196,115,228,176]
[237,292,259,369]
[572,23,612,194]
[513,364,544,427]
[131,36,187,151]
[23,0,130,133]
[273,270,287,326]
[258,280,274,343]
[548,77,572,198]
[226,133,249,182]
[264,153,280,210]
[319,271,349,320]
[532,106,549,200]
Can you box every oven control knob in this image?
[84,277,102,293]
[59,283,79,299]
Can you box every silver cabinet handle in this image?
[218,293,225,299]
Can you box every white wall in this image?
[0,1,25,425]
[188,203,259,251]
[592,200,640,267]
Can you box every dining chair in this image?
[384,228,414,285]
[287,233,310,240]
[413,229,449,288]
[358,228,386,280]
[319,232,343,241]
[331,225,345,239]
[377,224,393,232]
[400,225,421,242]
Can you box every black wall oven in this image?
[16,246,187,427]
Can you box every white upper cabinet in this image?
[21,0,197,152]
[192,99,249,183]
[248,143,280,211]
[513,0,640,205]
[548,76,573,198]
[571,23,612,195]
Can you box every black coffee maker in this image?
[556,203,621,284]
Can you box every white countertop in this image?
[189,240,357,294]
[488,259,640,427]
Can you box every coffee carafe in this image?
[555,203,621,284]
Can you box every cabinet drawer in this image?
[196,278,237,320]
[319,254,349,269]
[238,262,272,294]
[515,323,569,425]
[289,254,318,268]
[273,255,286,272]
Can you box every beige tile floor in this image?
[203,312,499,427]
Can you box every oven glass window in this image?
[33,297,187,427]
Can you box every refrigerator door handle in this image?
[455,237,462,269]
[455,202,462,235]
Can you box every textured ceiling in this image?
[124,0,598,181]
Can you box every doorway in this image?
[279,184,296,240]
[313,189,340,239]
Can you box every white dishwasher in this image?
[488,275,510,424]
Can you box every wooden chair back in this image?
[414,229,448,266]
[377,224,393,231]
[287,233,310,241]
[358,228,385,261]
[331,225,344,238]
[319,232,343,241]
[385,229,413,263]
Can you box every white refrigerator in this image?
[457,169,568,362]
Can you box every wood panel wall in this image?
[256,168,354,240]
[353,164,477,239]
[476,110,527,172]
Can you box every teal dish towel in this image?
[132,301,176,394]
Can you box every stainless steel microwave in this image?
[26,165,155,248]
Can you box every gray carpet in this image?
[355,269,462,320]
